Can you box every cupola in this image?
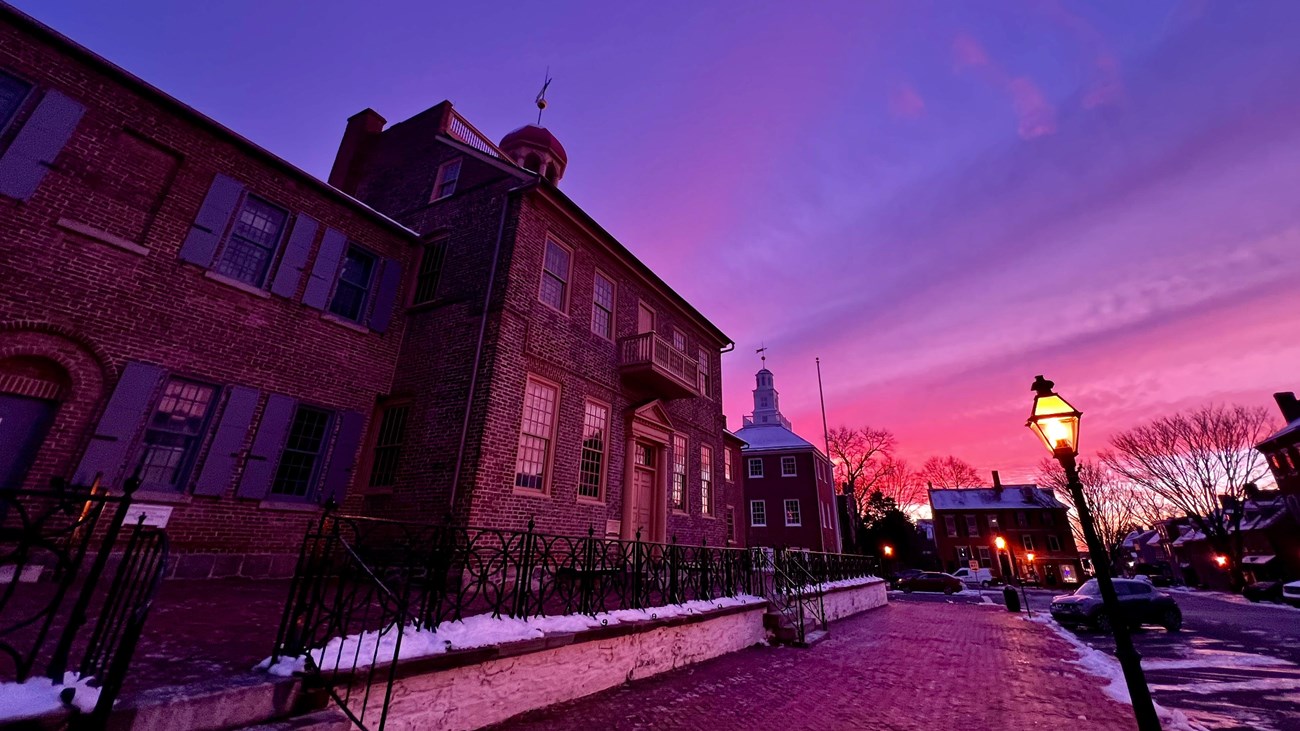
[499,125,567,185]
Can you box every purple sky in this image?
[20,0,1300,481]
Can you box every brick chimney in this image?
[328,108,386,195]
[991,470,1003,500]
[1274,392,1300,423]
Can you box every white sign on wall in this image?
[122,504,173,528]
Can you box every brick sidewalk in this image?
[491,602,1137,730]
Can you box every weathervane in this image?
[535,68,552,125]
[756,343,767,368]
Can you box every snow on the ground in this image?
[258,594,767,677]
[1025,615,1208,731]
[806,575,881,593]
[1170,585,1300,608]
[0,673,100,722]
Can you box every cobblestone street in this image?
[492,601,1138,730]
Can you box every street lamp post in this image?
[1027,376,1161,731]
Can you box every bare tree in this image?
[1101,403,1275,589]
[920,456,987,490]
[873,456,928,517]
[827,426,895,498]
[1035,458,1176,564]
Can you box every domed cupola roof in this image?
[499,125,568,184]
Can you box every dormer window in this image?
[432,158,462,201]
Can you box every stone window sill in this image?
[321,313,371,334]
[204,270,271,299]
[257,499,323,513]
[132,490,193,505]
[57,218,149,256]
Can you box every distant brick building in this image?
[733,366,838,551]
[326,102,738,546]
[928,475,1082,587]
[1257,391,1300,514]
[0,4,418,577]
[0,3,740,573]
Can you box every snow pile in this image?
[259,595,766,677]
[0,673,100,722]
[1026,615,1208,731]
[804,575,881,593]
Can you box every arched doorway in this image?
[0,356,70,489]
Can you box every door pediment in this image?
[630,400,673,443]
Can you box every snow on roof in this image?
[927,486,1066,511]
[732,423,816,453]
[1260,416,1300,446]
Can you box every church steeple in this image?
[744,366,792,429]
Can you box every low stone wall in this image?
[343,603,769,731]
[820,578,889,622]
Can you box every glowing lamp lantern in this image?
[1027,376,1082,458]
[1214,555,1228,568]
[994,536,1006,551]
[1026,552,1036,563]
[883,545,894,557]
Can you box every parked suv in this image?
[1050,578,1182,632]
[951,567,996,587]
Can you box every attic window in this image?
[432,158,462,201]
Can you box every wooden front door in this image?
[0,393,58,490]
[630,442,656,540]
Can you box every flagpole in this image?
[816,357,830,457]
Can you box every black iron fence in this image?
[0,475,169,728]
[272,511,880,730]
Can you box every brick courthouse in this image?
[0,3,739,576]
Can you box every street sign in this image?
[969,560,979,571]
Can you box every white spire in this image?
[744,365,792,429]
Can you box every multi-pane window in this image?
[590,272,614,339]
[784,499,802,526]
[966,515,980,537]
[0,71,31,130]
[1048,535,1062,551]
[578,400,609,500]
[671,434,688,512]
[432,158,461,200]
[328,245,377,322]
[726,508,736,543]
[1016,511,1029,528]
[412,238,447,305]
[1022,535,1035,551]
[944,515,958,537]
[1044,512,1055,527]
[748,458,764,478]
[514,378,558,491]
[271,405,332,499]
[696,347,710,396]
[672,329,686,352]
[955,545,972,564]
[538,239,571,312]
[700,446,713,516]
[977,546,992,568]
[750,500,767,527]
[988,515,1000,531]
[781,456,797,477]
[139,378,217,489]
[367,405,408,489]
[214,195,287,287]
[723,448,733,481]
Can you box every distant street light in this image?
[1028,376,1161,731]
[1214,555,1228,568]
[883,545,893,557]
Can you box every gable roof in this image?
[928,486,1066,512]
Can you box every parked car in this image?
[1284,580,1300,608]
[950,567,996,587]
[900,572,964,595]
[1244,581,1284,604]
[1050,578,1182,632]
[888,569,924,589]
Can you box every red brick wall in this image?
[931,507,1080,581]
[0,13,416,575]
[742,449,838,551]
[345,109,737,547]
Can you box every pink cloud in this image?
[1037,0,1124,108]
[889,83,926,119]
[953,33,1057,139]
